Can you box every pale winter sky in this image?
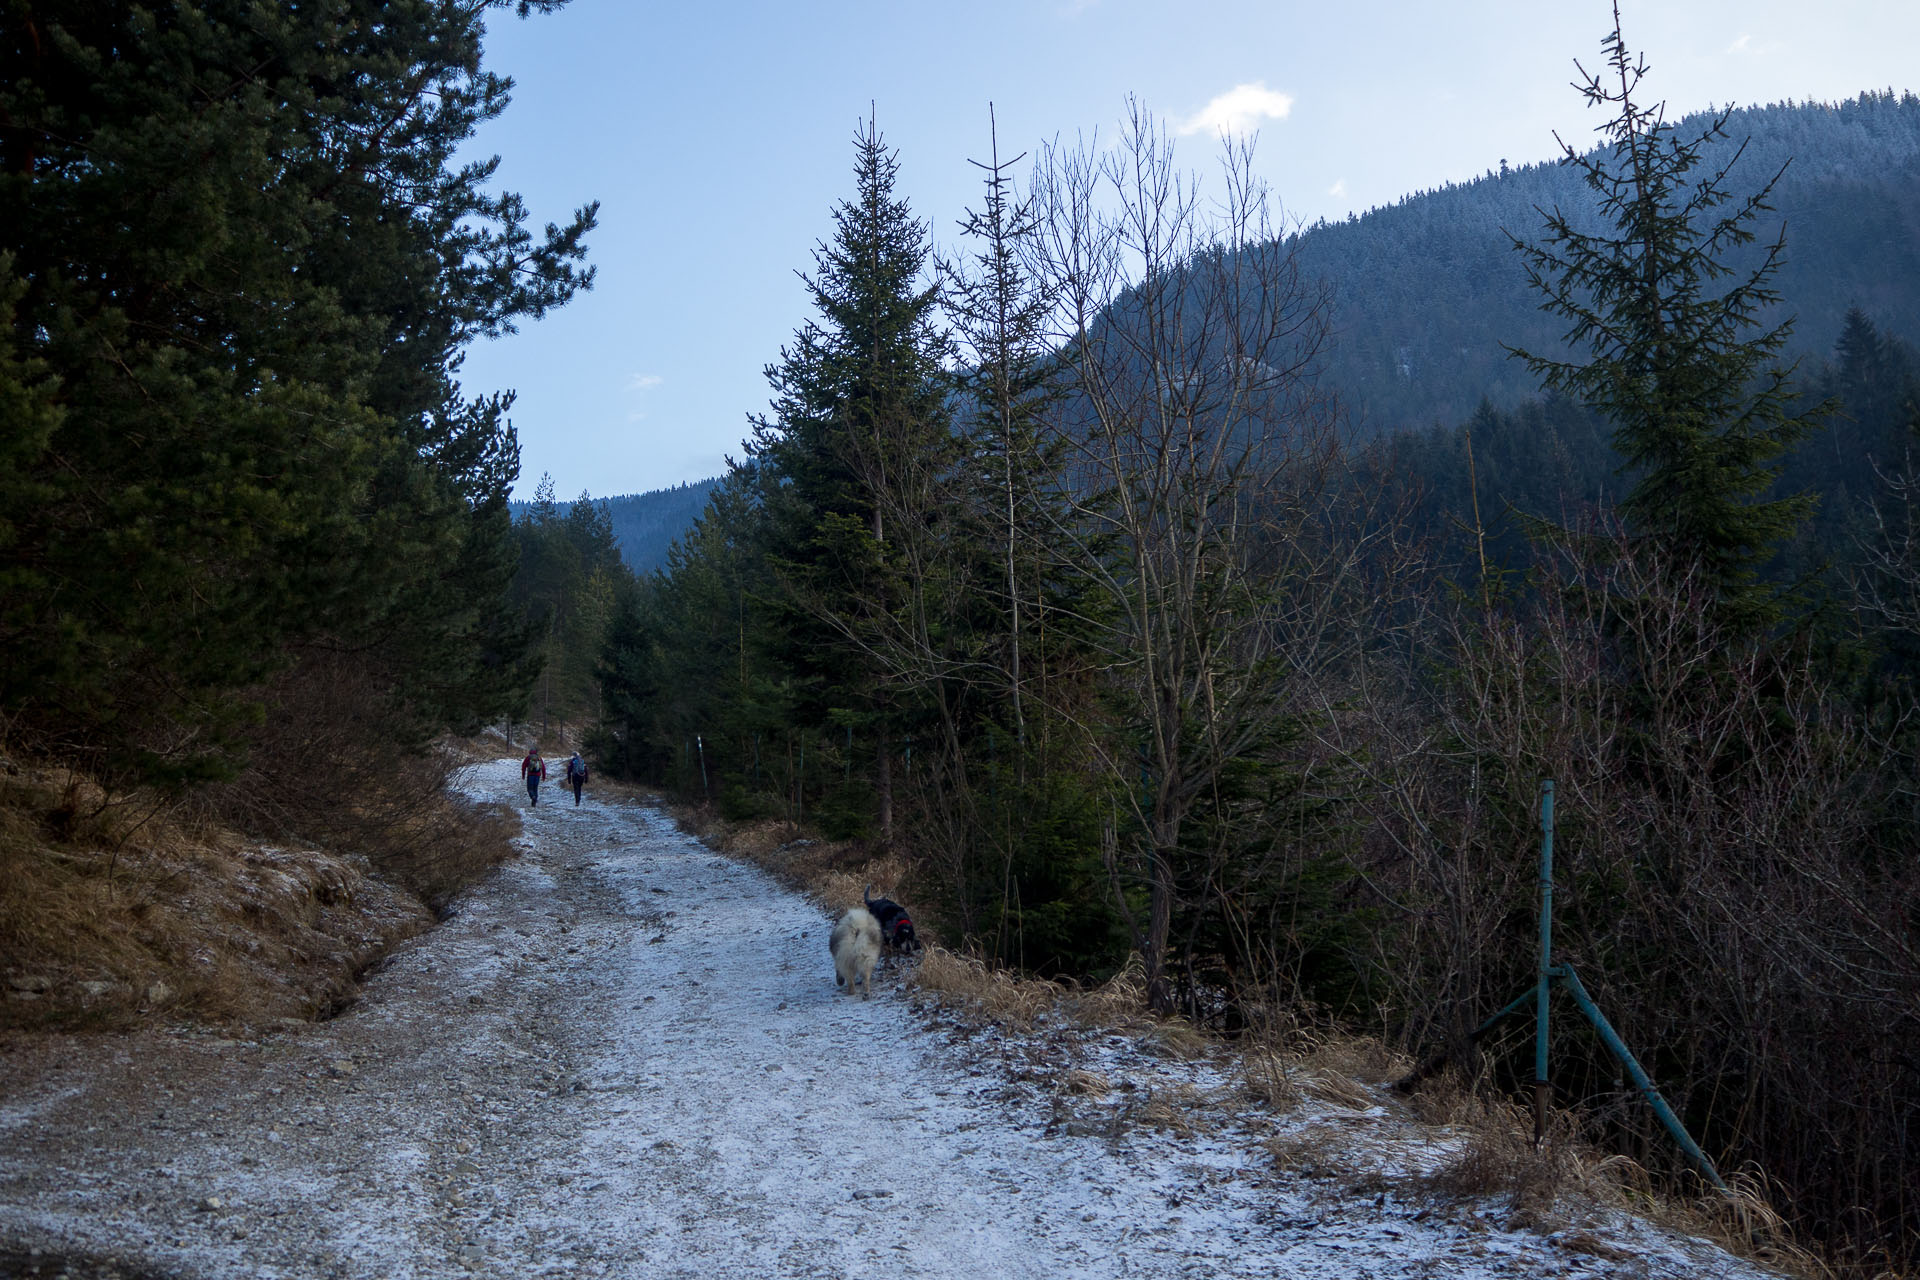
[458,0,1920,501]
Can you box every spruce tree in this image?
[1510,3,1820,635]
[508,481,628,731]
[940,113,1122,969]
[943,109,1058,755]
[747,117,955,841]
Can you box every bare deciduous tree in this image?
[1023,101,1371,1013]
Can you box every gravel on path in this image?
[0,760,1777,1280]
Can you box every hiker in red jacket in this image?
[521,746,546,807]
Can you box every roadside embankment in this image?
[0,740,517,1033]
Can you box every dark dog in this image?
[863,885,920,954]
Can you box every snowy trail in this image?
[0,761,1774,1279]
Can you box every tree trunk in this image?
[1144,837,1176,1014]
[876,727,894,845]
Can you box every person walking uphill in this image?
[565,752,588,806]
[522,746,546,807]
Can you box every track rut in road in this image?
[0,759,1775,1280]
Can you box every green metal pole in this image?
[1557,965,1729,1193]
[1535,779,1555,1147]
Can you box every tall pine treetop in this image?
[744,116,957,842]
[1509,2,1821,632]
[751,114,952,534]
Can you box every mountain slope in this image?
[1293,90,1920,436]
[511,480,720,575]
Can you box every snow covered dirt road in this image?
[0,760,1776,1279]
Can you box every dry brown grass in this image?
[1236,1025,1407,1116]
[1262,1128,1350,1180]
[0,757,444,1031]
[0,704,525,1034]
[1418,1098,1596,1214]
[1678,1167,1828,1279]
[1136,1017,1211,1060]
[912,945,1063,1031]
[1064,954,1150,1026]
[1406,1091,1823,1275]
[672,806,929,946]
[1399,1065,1486,1129]
[1061,1067,1113,1096]
[1239,1046,1306,1110]
[1128,1083,1210,1136]
[196,664,523,908]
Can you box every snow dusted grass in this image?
[0,762,1808,1278]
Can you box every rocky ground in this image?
[0,759,1782,1279]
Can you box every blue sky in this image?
[458,0,1920,500]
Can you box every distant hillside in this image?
[510,479,718,574]
[1292,90,1920,436]
[508,95,1916,574]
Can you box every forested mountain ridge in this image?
[510,478,720,575]
[1294,90,1920,436]
[579,92,1920,571]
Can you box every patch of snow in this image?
[0,758,1777,1279]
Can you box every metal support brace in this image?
[1535,780,1554,1147]
[1556,964,1729,1192]
[1394,777,1731,1195]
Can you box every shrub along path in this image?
[0,760,1774,1279]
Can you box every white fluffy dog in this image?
[830,907,882,999]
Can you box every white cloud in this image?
[1726,33,1781,57]
[1177,83,1295,138]
[1328,178,1348,199]
[626,373,663,393]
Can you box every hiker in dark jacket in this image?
[521,746,546,806]
[565,752,588,806]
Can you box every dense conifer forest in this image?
[0,1,595,803]
[5,4,1917,1273]
[509,479,721,575]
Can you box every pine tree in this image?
[1509,2,1820,635]
[0,1,596,783]
[747,116,956,842]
